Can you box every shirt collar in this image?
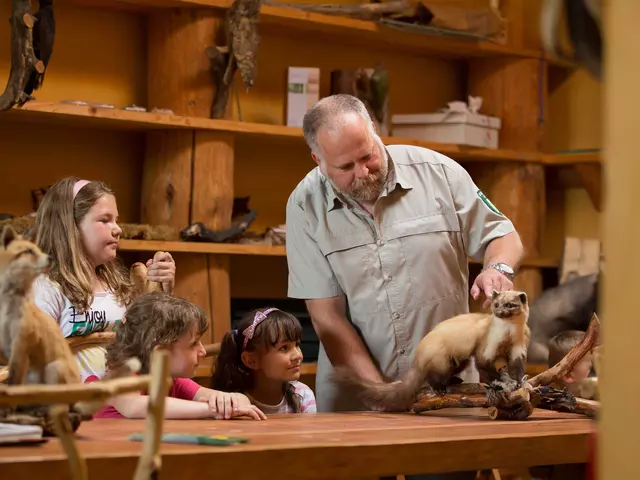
[323,146,413,212]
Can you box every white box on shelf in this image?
[391,110,502,149]
[286,67,320,128]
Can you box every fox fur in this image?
[334,290,531,412]
[0,225,103,417]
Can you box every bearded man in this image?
[285,94,524,419]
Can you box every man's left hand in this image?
[146,251,176,294]
[470,267,513,308]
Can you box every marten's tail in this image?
[332,366,424,412]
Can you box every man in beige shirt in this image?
[286,94,524,419]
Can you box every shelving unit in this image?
[8,101,601,165]
[0,0,595,380]
[118,239,560,267]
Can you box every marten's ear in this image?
[519,292,528,305]
[492,290,499,300]
[0,225,17,249]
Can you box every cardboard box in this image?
[286,67,320,128]
[391,111,502,149]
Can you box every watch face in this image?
[500,263,514,274]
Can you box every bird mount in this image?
[0,0,55,113]
[206,0,262,119]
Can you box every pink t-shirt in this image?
[93,378,201,419]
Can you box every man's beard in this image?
[329,142,389,204]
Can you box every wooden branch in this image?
[528,313,601,388]
[0,375,151,407]
[574,164,603,212]
[66,332,116,351]
[133,349,171,480]
[206,45,234,119]
[50,404,88,480]
[0,1,39,111]
[413,383,599,419]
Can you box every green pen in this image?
[129,433,249,446]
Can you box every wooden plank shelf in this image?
[118,239,560,268]
[70,0,575,68]
[3,102,548,164]
[542,150,601,165]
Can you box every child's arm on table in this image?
[193,387,267,420]
[109,393,265,420]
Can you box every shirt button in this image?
[399,348,406,355]
[393,312,400,319]
[377,239,384,246]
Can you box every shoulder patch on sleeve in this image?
[477,189,503,216]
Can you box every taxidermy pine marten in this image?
[0,226,103,416]
[334,290,531,412]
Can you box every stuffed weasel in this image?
[334,290,530,412]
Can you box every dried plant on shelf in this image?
[412,313,602,420]
[0,0,55,112]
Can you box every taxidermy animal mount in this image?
[206,0,262,119]
[0,0,55,112]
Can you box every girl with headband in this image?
[213,307,317,414]
[31,176,176,384]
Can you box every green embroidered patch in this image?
[477,189,502,216]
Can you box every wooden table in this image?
[0,409,594,479]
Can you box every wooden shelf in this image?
[4,102,557,164]
[70,0,573,68]
[542,150,601,165]
[118,239,559,268]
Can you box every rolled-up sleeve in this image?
[286,203,342,299]
[443,160,515,262]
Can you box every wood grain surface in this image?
[0,409,594,479]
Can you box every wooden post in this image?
[141,9,234,345]
[600,1,640,477]
[467,57,545,301]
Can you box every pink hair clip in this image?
[72,179,90,199]
[242,307,279,349]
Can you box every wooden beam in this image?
[142,7,230,339]
[467,56,546,301]
[573,164,603,212]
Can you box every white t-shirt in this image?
[246,381,317,414]
[32,275,126,383]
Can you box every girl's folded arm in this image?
[110,393,212,419]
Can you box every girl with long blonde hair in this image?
[33,176,176,383]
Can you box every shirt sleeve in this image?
[293,382,317,413]
[285,202,342,299]
[172,378,202,401]
[32,275,66,325]
[442,156,516,263]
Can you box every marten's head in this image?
[490,290,529,321]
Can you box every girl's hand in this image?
[146,251,176,294]
[203,391,267,420]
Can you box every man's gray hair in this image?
[302,94,373,160]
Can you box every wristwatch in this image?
[485,262,515,281]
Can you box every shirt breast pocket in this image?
[386,211,466,305]
[316,231,381,306]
